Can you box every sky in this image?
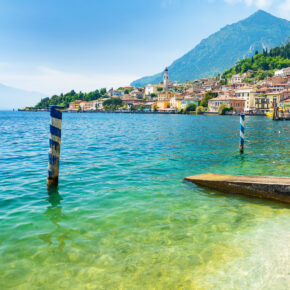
[0,0,289,106]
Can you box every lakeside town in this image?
[68,67,290,115]
[23,66,290,116]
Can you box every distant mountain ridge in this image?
[0,83,47,110]
[131,10,290,87]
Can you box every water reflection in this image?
[38,190,69,251]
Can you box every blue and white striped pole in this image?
[240,114,245,153]
[47,106,63,188]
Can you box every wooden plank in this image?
[184,173,290,203]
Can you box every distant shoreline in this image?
[16,109,267,116]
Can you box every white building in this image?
[235,87,254,111]
[145,84,155,95]
[274,67,290,77]
[231,74,243,84]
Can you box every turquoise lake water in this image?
[0,111,289,289]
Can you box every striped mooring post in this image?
[47,106,63,188]
[240,114,245,154]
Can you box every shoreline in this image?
[17,109,267,116]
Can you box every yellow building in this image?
[170,94,183,110]
[265,92,281,108]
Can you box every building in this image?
[155,91,172,110]
[145,84,163,96]
[208,96,231,113]
[230,74,243,84]
[235,87,255,112]
[255,94,269,113]
[274,67,290,77]
[163,67,169,90]
[170,94,183,110]
[265,92,282,108]
[208,95,245,113]
[108,89,124,97]
[68,100,82,111]
[229,97,245,114]
[282,98,290,110]
[79,100,98,111]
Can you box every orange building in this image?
[229,97,245,114]
[68,100,82,111]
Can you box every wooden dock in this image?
[184,173,290,203]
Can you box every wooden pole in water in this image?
[240,114,245,154]
[47,106,63,188]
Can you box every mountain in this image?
[0,83,47,110]
[131,10,290,87]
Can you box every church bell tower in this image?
[163,67,169,91]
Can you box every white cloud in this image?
[0,65,139,96]
[224,0,273,8]
[161,0,179,8]
[278,0,290,17]
[224,0,290,19]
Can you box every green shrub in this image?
[218,104,228,115]
[196,106,204,114]
[184,103,196,113]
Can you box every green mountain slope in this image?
[131,10,290,87]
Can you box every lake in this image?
[0,111,289,289]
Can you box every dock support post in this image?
[240,114,245,154]
[47,106,63,188]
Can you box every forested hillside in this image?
[222,43,290,81]
[32,89,107,109]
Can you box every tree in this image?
[218,103,232,115]
[157,87,163,92]
[184,103,196,113]
[124,88,133,94]
[150,93,157,98]
[100,88,107,95]
[200,91,218,107]
[139,104,146,111]
[196,106,204,114]
[103,98,122,111]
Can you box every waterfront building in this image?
[208,95,245,113]
[68,100,82,111]
[79,100,99,111]
[169,94,183,110]
[265,92,282,108]
[235,86,255,112]
[255,95,269,113]
[208,96,231,112]
[229,97,246,114]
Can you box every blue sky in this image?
[0,0,289,98]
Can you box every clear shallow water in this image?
[0,111,289,289]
